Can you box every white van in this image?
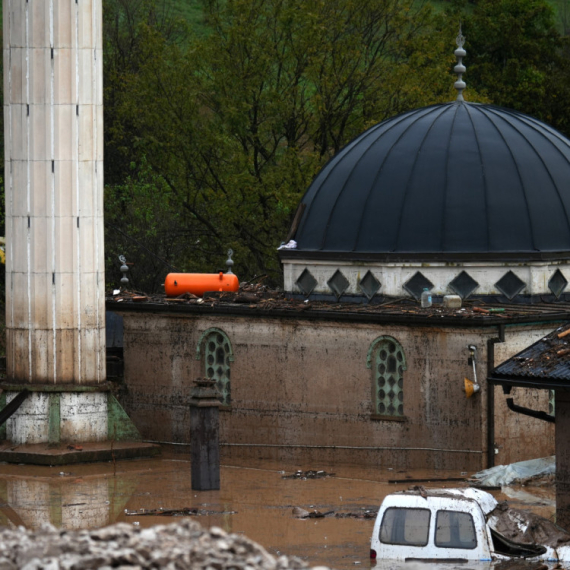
[370,487,570,563]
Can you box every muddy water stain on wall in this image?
[115,312,556,471]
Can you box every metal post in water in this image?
[189,378,221,490]
[556,390,570,530]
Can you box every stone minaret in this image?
[3,0,106,444]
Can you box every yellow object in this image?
[464,377,480,398]
[0,237,5,264]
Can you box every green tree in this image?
[108,0,459,284]
[103,0,189,187]
[105,157,188,292]
[462,0,570,135]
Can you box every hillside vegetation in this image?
[3,0,570,292]
[166,0,570,36]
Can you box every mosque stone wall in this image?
[117,311,555,470]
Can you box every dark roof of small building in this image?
[490,323,570,389]
[288,102,570,261]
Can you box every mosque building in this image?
[109,32,570,472]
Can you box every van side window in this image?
[379,508,430,546]
[435,510,477,549]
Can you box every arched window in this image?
[196,328,234,406]
[367,336,407,418]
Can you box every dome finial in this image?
[454,23,466,102]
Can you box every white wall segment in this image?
[60,392,107,442]
[283,259,570,298]
[5,390,108,444]
[6,392,50,444]
[4,0,105,385]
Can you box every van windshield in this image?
[380,508,430,546]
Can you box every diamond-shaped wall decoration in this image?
[358,271,381,300]
[296,268,317,297]
[449,271,479,299]
[548,269,568,299]
[495,270,525,300]
[403,272,434,300]
[327,269,350,300]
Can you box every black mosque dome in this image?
[290,102,570,260]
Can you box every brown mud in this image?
[0,455,558,570]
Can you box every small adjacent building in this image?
[489,323,570,529]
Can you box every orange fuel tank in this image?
[164,272,239,297]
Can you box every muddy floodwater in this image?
[0,454,558,569]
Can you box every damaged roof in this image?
[489,323,570,389]
[107,285,570,328]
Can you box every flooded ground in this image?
[0,454,557,569]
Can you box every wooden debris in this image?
[409,485,428,498]
[282,470,334,480]
[291,507,333,519]
[125,507,237,517]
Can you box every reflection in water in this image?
[0,458,557,570]
[374,563,495,570]
[6,478,110,529]
[0,471,138,530]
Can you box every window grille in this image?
[367,336,407,417]
[196,328,234,406]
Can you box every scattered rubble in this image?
[494,560,551,570]
[334,510,377,520]
[0,519,315,570]
[107,285,570,322]
[489,501,570,548]
[469,456,555,488]
[282,470,334,480]
[292,507,333,519]
[292,507,377,519]
[125,507,237,517]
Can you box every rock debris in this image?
[0,520,321,570]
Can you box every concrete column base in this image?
[0,441,160,466]
[5,392,108,445]
[0,385,157,464]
